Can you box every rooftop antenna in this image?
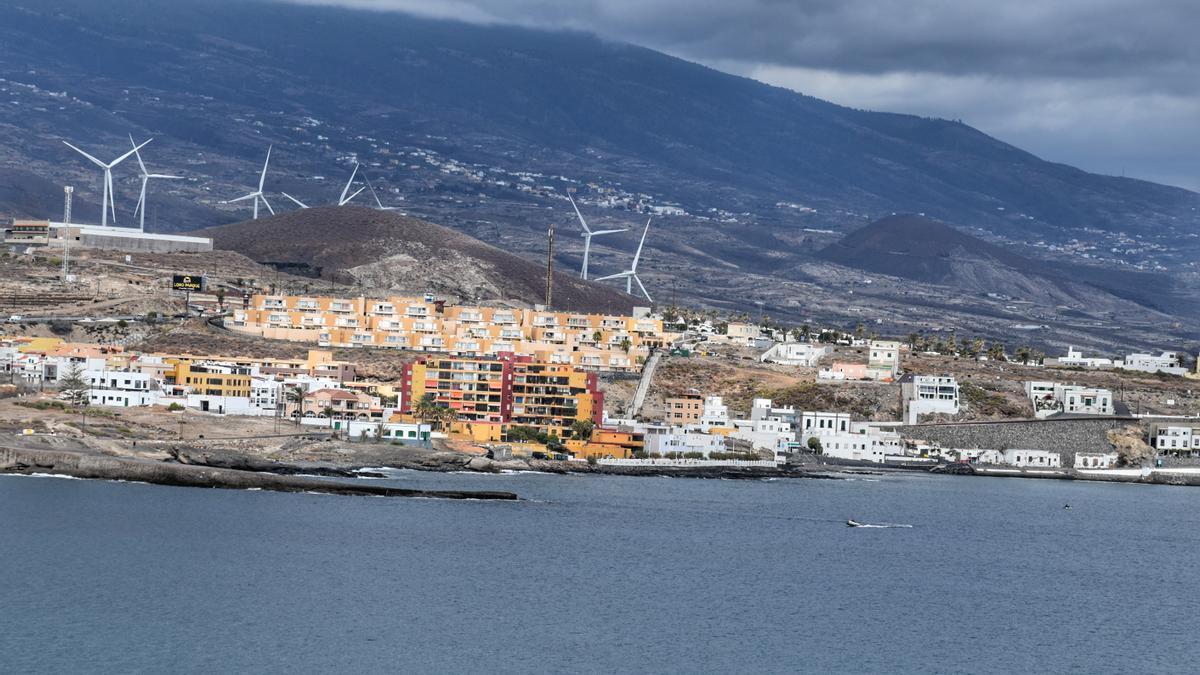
[129,134,181,232]
[61,185,73,281]
[222,145,274,219]
[596,217,652,302]
[545,222,554,307]
[567,190,627,280]
[63,137,151,227]
[281,193,309,209]
[338,162,364,206]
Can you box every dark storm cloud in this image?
[284,0,1199,189]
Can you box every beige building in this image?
[229,294,677,372]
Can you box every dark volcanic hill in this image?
[195,206,637,314]
[820,215,1192,315]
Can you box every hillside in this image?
[820,214,1197,317]
[195,207,637,313]
[0,0,1197,348]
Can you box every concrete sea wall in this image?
[901,418,1129,465]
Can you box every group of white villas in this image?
[1052,346,1188,376]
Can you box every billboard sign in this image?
[171,274,206,292]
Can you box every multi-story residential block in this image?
[901,374,960,424]
[663,390,704,426]
[399,354,603,438]
[227,294,676,372]
[82,369,162,407]
[867,340,901,381]
[1148,424,1200,457]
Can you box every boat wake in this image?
[851,522,913,529]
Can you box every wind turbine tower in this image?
[596,217,653,302]
[567,191,627,280]
[63,138,151,227]
[130,135,181,232]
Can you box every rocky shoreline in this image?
[0,446,520,500]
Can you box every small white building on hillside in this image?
[1119,351,1186,375]
[82,369,162,408]
[759,342,829,367]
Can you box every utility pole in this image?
[61,186,73,282]
[545,223,554,308]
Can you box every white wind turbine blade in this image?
[129,134,149,176]
[567,191,592,234]
[590,228,628,236]
[366,178,384,208]
[339,163,359,205]
[593,270,629,282]
[147,174,182,180]
[258,145,273,192]
[224,193,258,204]
[259,193,275,216]
[109,138,152,169]
[282,192,309,209]
[633,274,651,302]
[632,217,651,268]
[62,141,106,168]
[135,176,148,218]
[342,186,364,205]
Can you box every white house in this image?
[1149,424,1200,456]
[1118,351,1186,375]
[1002,449,1062,468]
[1055,346,1113,369]
[697,395,731,430]
[1073,452,1118,469]
[729,417,794,453]
[901,375,960,424]
[1026,382,1115,417]
[82,369,163,407]
[1058,385,1114,416]
[809,421,904,463]
[759,342,829,367]
[643,427,728,457]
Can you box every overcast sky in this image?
[288,0,1199,191]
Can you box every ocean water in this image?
[1,470,1197,673]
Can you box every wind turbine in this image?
[596,217,653,302]
[338,162,365,206]
[365,177,398,211]
[223,145,274,219]
[129,135,181,232]
[281,192,309,209]
[62,137,152,227]
[567,191,627,280]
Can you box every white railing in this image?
[598,458,779,468]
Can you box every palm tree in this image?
[1016,345,1032,365]
[906,333,919,350]
[414,393,439,423]
[322,406,335,429]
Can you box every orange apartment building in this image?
[664,390,704,426]
[227,294,675,372]
[399,354,604,438]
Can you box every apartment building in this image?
[1148,424,1200,457]
[82,369,161,407]
[663,390,704,426]
[1119,351,1186,375]
[227,294,675,372]
[867,340,901,381]
[901,374,960,424]
[400,354,603,438]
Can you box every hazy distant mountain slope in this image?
[0,0,1194,239]
[821,214,1189,313]
[195,206,636,313]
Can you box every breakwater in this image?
[0,447,519,500]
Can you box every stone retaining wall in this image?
[901,418,1131,464]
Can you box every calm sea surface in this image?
[1,470,1196,673]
